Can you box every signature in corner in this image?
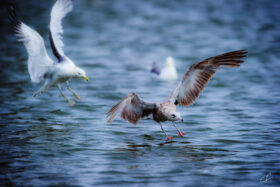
[260,172,272,183]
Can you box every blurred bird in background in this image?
[150,56,177,80]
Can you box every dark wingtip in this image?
[8,4,18,20]
[242,49,248,56]
[150,61,161,75]
[237,49,248,56]
[8,3,21,31]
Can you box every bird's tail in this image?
[150,61,161,75]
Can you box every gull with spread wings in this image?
[9,0,89,106]
[107,50,247,141]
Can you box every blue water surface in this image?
[0,0,279,186]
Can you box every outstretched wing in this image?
[9,6,53,83]
[49,0,73,60]
[169,49,247,106]
[107,93,157,125]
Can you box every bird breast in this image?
[153,101,176,123]
[159,66,177,80]
[153,109,168,123]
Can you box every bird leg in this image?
[33,81,50,97]
[159,123,173,141]
[172,122,187,137]
[57,84,75,106]
[66,81,81,100]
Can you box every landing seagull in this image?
[9,0,88,106]
[107,50,247,141]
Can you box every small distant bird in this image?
[108,50,247,141]
[150,57,177,80]
[9,0,89,106]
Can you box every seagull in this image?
[9,0,89,106]
[150,57,177,80]
[107,50,247,141]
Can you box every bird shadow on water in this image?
[113,134,230,163]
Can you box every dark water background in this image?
[0,0,280,186]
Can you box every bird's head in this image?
[74,67,89,81]
[166,57,175,67]
[169,112,183,122]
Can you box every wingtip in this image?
[127,118,139,125]
[8,4,17,17]
[9,3,15,10]
[238,49,248,55]
[8,3,20,24]
[9,4,14,11]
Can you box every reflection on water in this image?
[0,0,280,186]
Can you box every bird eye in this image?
[172,114,176,118]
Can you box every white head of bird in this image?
[168,112,183,122]
[159,56,177,80]
[166,56,175,67]
[74,67,89,81]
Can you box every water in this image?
[0,0,280,186]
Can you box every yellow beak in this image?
[83,76,89,81]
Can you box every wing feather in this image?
[49,0,73,59]
[107,93,157,125]
[9,6,53,82]
[170,49,247,106]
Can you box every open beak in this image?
[83,76,89,81]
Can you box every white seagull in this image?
[150,56,177,80]
[108,50,247,141]
[9,0,89,106]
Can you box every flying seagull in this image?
[107,50,247,141]
[9,0,89,106]
[150,57,177,80]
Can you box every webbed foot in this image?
[73,94,81,100]
[67,99,76,106]
[177,131,187,137]
[165,136,173,142]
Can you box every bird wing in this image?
[169,49,247,106]
[107,93,157,125]
[49,0,73,60]
[9,7,53,83]
[150,62,161,75]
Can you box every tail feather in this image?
[150,61,161,75]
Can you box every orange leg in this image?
[159,123,173,141]
[172,122,187,137]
